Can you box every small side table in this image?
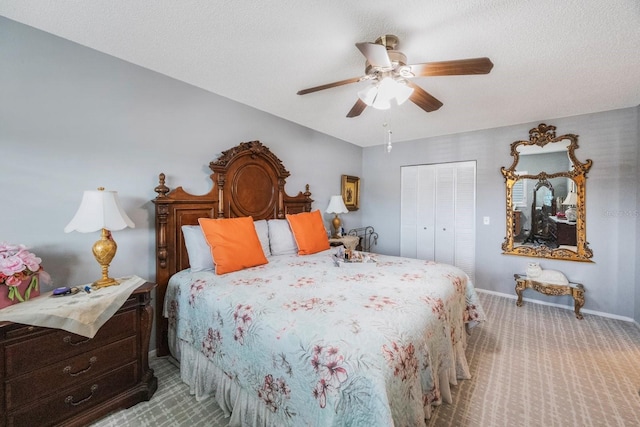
[514,273,585,319]
[329,235,360,251]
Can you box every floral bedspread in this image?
[165,249,485,426]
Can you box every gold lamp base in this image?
[331,214,342,238]
[91,228,120,289]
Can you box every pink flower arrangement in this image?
[0,242,47,287]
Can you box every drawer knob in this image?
[63,335,91,346]
[65,384,98,406]
[63,356,98,377]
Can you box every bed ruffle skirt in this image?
[179,341,285,426]
[176,328,472,426]
[422,328,471,419]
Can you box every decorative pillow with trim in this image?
[198,217,268,275]
[286,210,330,255]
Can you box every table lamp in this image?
[64,187,135,288]
[326,195,349,238]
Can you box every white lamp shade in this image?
[64,189,135,233]
[326,195,349,214]
[562,192,578,206]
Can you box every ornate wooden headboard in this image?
[152,141,313,355]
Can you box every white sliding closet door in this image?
[400,161,476,283]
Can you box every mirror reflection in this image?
[515,142,571,175]
[501,123,593,262]
[513,177,578,250]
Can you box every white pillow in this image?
[181,225,214,272]
[254,219,271,257]
[267,219,298,256]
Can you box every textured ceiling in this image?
[1,1,639,147]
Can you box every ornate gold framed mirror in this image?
[501,124,593,262]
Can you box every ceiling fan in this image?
[297,35,493,118]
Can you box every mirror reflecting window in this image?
[501,124,593,262]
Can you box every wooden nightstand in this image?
[0,282,158,426]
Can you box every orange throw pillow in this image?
[286,210,330,255]
[198,217,268,275]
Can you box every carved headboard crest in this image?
[210,140,289,178]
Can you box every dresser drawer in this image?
[5,335,137,410]
[7,362,139,427]
[4,309,137,377]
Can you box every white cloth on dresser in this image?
[0,275,145,338]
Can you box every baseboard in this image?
[475,288,637,324]
[149,348,157,358]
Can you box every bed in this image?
[153,140,485,426]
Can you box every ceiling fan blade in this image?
[346,99,367,118]
[407,81,443,112]
[356,42,392,69]
[409,57,494,77]
[297,77,363,95]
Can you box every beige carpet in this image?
[93,292,640,426]
[428,292,640,426]
[90,357,227,426]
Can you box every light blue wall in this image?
[0,18,362,313]
[362,109,639,320]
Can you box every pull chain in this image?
[383,122,393,153]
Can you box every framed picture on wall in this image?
[341,175,360,211]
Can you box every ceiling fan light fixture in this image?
[372,96,391,110]
[357,84,391,109]
[357,85,378,106]
[358,78,414,110]
[376,77,397,103]
[394,80,414,105]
